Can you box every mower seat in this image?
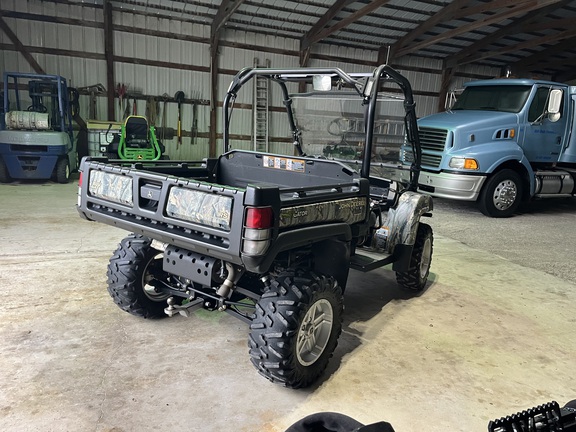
[118,115,161,160]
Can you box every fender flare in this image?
[384,192,433,271]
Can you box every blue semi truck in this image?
[402,78,576,217]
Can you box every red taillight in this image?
[78,171,83,187]
[245,207,273,229]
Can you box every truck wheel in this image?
[0,158,11,183]
[396,223,433,291]
[249,270,343,389]
[478,169,523,217]
[107,234,171,318]
[54,158,70,184]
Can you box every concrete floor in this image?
[1,178,575,432]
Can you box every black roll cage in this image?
[222,65,422,191]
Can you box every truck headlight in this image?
[449,157,479,170]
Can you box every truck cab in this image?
[403,78,576,217]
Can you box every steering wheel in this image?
[27,104,47,113]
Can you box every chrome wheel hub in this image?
[492,180,517,210]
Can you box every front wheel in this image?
[54,158,70,184]
[396,223,433,291]
[107,234,171,318]
[249,270,343,389]
[0,157,12,183]
[478,169,523,217]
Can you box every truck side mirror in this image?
[547,89,562,122]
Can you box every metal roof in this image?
[104,0,576,81]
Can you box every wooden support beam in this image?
[103,0,115,121]
[209,48,218,158]
[210,0,245,46]
[386,0,470,60]
[209,0,246,157]
[302,0,391,52]
[438,64,455,113]
[388,0,561,60]
[395,0,561,58]
[445,0,571,68]
[553,58,576,82]
[513,37,576,75]
[0,12,45,74]
[300,0,356,51]
[461,27,576,71]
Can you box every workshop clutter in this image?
[77,83,209,159]
[112,83,209,154]
[87,120,122,157]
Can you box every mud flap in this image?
[312,238,351,291]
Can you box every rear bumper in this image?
[418,171,487,201]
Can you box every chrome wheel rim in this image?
[492,179,518,211]
[296,299,334,366]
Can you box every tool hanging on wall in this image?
[132,97,137,115]
[191,101,198,145]
[145,97,159,126]
[123,97,132,120]
[78,83,106,120]
[174,91,185,149]
[160,93,169,143]
[116,83,127,122]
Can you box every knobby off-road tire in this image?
[478,169,523,218]
[107,234,171,318]
[249,270,343,389]
[396,223,433,292]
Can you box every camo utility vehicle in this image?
[77,65,434,388]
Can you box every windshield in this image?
[224,66,419,186]
[452,85,531,113]
[291,91,409,181]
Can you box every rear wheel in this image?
[107,234,171,318]
[396,223,433,291]
[478,169,523,217]
[0,157,12,183]
[249,269,343,388]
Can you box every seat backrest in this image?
[118,115,161,160]
[125,116,149,146]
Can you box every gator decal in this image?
[280,197,367,228]
[89,170,133,206]
[166,187,233,231]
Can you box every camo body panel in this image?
[384,192,432,253]
[280,197,367,228]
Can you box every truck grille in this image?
[418,127,448,169]
[419,127,448,151]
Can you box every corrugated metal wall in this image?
[0,0,502,160]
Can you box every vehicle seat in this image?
[118,115,161,160]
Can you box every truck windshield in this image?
[452,85,532,113]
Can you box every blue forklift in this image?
[0,72,77,183]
